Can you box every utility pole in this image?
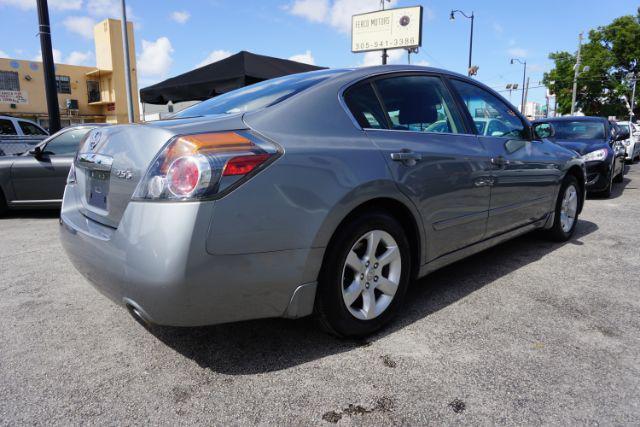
[629,73,637,123]
[36,0,61,133]
[450,10,475,76]
[545,93,550,118]
[380,0,389,65]
[510,58,527,113]
[120,0,135,123]
[523,77,530,117]
[570,32,583,115]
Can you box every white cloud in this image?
[507,47,527,58]
[0,0,81,10]
[170,10,190,24]
[66,50,94,66]
[492,22,503,34]
[288,0,329,23]
[63,16,96,40]
[287,0,397,33]
[0,50,9,58]
[360,48,404,67]
[329,0,397,33]
[137,37,174,79]
[33,48,63,63]
[413,59,430,67]
[423,6,434,21]
[196,49,232,68]
[86,0,137,24]
[289,50,315,65]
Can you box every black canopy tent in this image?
[140,51,326,105]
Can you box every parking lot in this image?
[0,166,638,424]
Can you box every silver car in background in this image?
[60,65,586,337]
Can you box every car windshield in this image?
[619,124,629,132]
[173,69,345,118]
[547,120,606,140]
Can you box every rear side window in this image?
[451,79,526,139]
[0,119,17,135]
[343,83,387,129]
[174,69,345,118]
[373,75,464,134]
[19,121,47,136]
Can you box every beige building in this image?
[0,18,139,129]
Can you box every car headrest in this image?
[397,89,440,125]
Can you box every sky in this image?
[0,0,638,106]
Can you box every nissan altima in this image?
[60,66,586,337]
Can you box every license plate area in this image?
[87,169,110,210]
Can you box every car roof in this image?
[533,116,608,123]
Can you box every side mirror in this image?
[615,128,630,141]
[29,146,43,157]
[533,123,554,139]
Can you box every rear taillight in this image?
[133,131,279,201]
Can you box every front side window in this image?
[19,121,47,135]
[55,75,71,94]
[451,79,526,139]
[343,83,387,129]
[373,75,464,134]
[0,119,17,135]
[43,128,92,155]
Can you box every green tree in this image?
[543,11,640,118]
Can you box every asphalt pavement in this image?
[1,166,639,425]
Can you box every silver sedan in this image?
[60,66,586,337]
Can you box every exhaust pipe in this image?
[124,298,153,329]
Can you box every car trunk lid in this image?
[74,114,247,228]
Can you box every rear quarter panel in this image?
[206,75,425,274]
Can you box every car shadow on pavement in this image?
[150,219,598,375]
[587,171,632,200]
[0,209,59,219]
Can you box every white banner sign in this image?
[352,6,423,53]
[0,90,28,104]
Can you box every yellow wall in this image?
[0,18,139,127]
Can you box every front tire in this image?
[544,175,580,242]
[315,211,411,337]
[613,160,624,183]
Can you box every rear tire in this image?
[543,175,580,242]
[315,211,411,337]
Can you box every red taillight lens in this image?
[167,157,201,196]
[133,131,279,201]
[223,154,272,176]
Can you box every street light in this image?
[510,58,527,113]
[450,9,475,76]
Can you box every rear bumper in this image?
[59,186,321,326]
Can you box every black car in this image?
[533,116,628,197]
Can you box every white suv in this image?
[617,121,640,163]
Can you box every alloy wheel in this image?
[341,230,402,320]
[560,184,578,233]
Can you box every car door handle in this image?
[390,150,422,163]
[490,156,509,168]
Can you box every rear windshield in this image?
[546,120,606,140]
[174,69,344,118]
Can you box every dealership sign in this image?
[352,6,423,53]
[0,90,28,104]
